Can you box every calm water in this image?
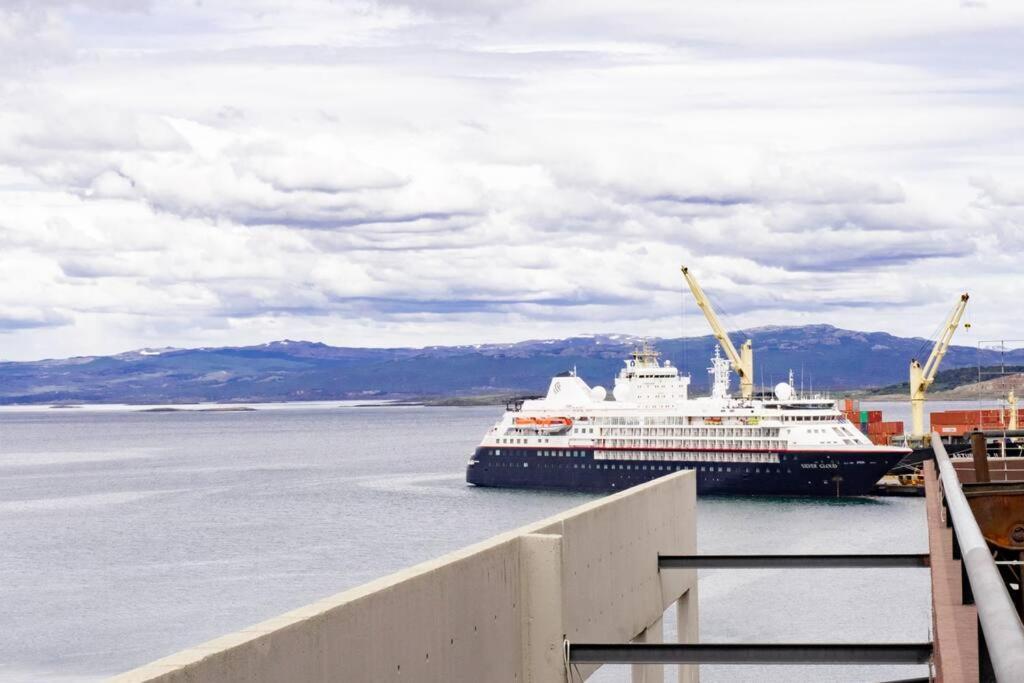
[0,403,930,682]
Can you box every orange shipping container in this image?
[931,410,1004,425]
[932,419,1010,437]
[868,422,903,437]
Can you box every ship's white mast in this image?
[708,347,731,399]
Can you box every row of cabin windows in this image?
[583,415,835,426]
[488,461,796,475]
[490,449,586,457]
[488,448,781,464]
[595,450,780,463]
[602,439,783,451]
[601,426,781,437]
[497,437,553,444]
[503,427,783,441]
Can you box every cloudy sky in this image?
[1,0,1022,361]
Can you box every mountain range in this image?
[2,325,1022,405]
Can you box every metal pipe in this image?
[565,642,933,665]
[974,429,1024,438]
[934,434,1024,680]
[973,431,991,484]
[658,554,929,569]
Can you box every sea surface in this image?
[0,402,938,682]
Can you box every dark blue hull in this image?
[466,446,906,497]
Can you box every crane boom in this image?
[681,266,754,399]
[909,292,969,438]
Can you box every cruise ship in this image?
[465,345,910,496]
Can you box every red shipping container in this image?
[868,421,897,434]
[931,411,983,424]
[932,418,1009,436]
[870,421,903,436]
[931,410,1005,426]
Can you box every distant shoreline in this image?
[0,399,401,411]
[138,406,258,413]
[0,388,1014,410]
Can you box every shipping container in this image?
[867,420,902,433]
[930,409,1008,426]
[929,418,1012,437]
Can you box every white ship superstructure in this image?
[466,344,909,496]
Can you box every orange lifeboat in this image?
[514,416,573,434]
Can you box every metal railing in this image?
[658,554,929,569]
[933,434,1024,681]
[566,642,932,665]
[566,552,932,671]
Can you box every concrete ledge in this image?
[110,471,697,683]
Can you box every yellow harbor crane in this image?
[681,266,754,399]
[909,292,970,439]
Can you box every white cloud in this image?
[0,0,1022,360]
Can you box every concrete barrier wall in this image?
[111,471,697,683]
[531,469,698,680]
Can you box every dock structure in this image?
[927,434,1024,682]
[110,430,1024,682]
[111,471,699,683]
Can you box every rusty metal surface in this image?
[953,458,1024,484]
[963,482,1024,551]
[972,432,991,484]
